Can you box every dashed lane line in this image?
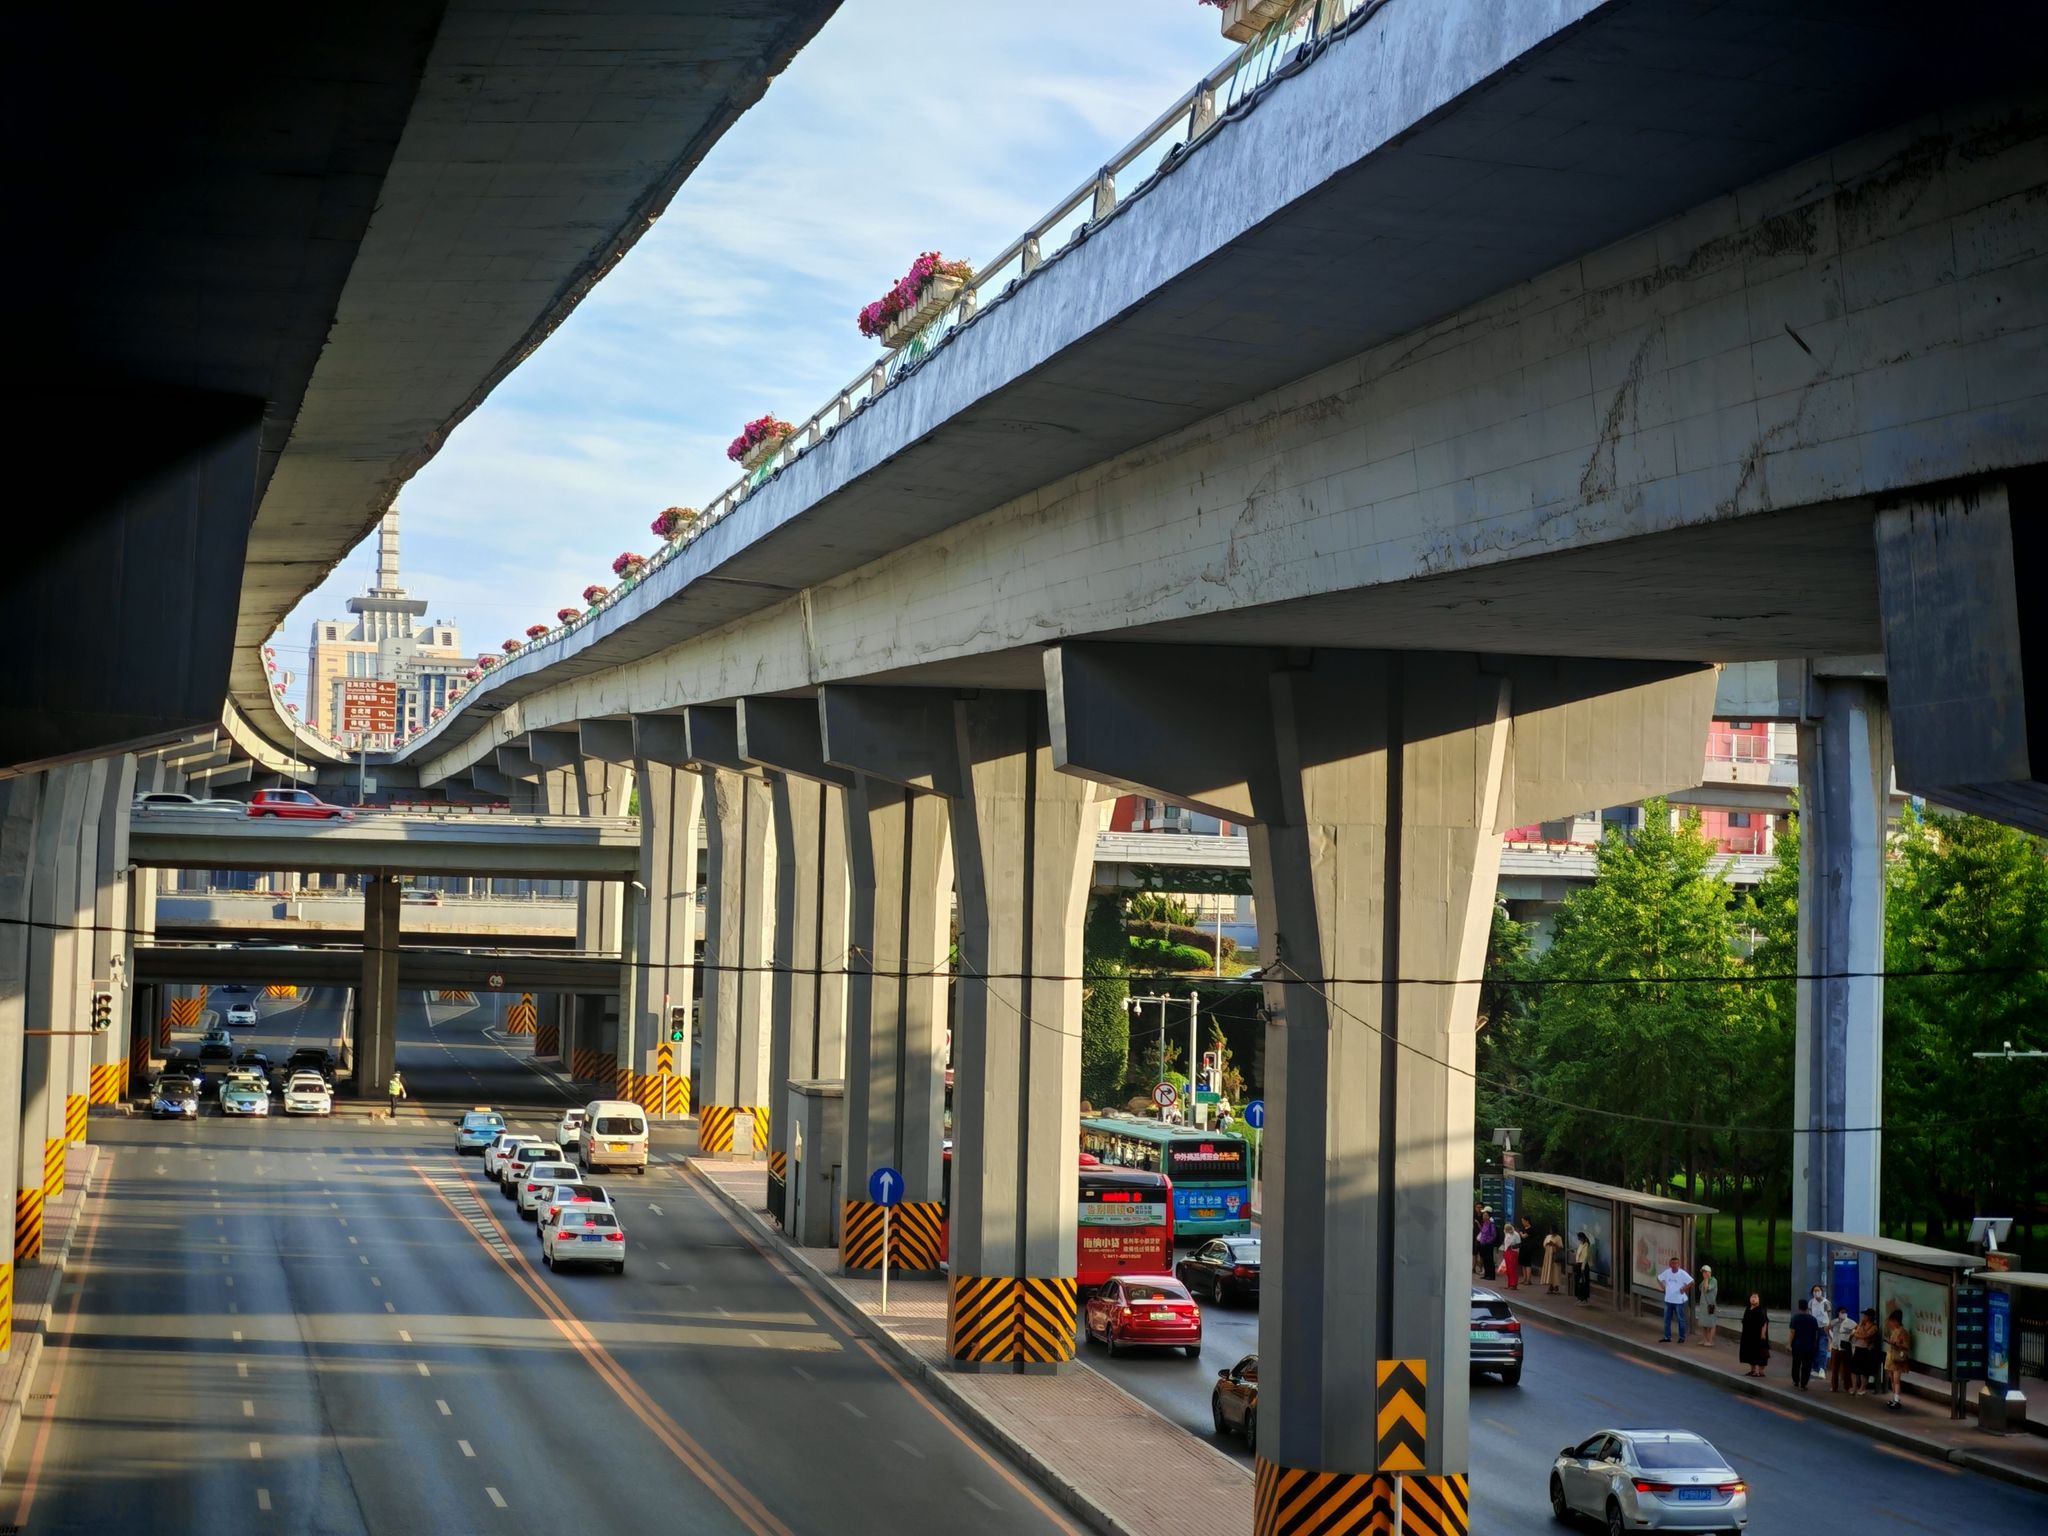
[257,1489,272,1512]
[486,1487,508,1509]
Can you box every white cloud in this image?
[275,0,1227,666]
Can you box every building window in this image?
[1728,811,1752,828]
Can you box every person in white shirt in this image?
[1808,1284,1834,1375]
[1657,1257,1695,1343]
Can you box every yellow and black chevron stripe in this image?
[1251,1463,1469,1536]
[129,1031,152,1095]
[44,1137,66,1201]
[65,1092,87,1145]
[534,1020,559,1056]
[15,1187,43,1262]
[0,1261,12,1351]
[434,989,473,1003]
[669,1074,691,1116]
[749,1104,770,1150]
[89,1062,124,1106]
[167,996,202,1030]
[841,1199,945,1273]
[698,1104,737,1154]
[767,1148,788,1182]
[945,1274,1077,1368]
[507,995,537,1034]
[265,984,298,998]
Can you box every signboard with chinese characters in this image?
[340,679,399,734]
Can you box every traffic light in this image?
[90,990,113,1034]
[1201,1050,1218,1076]
[668,1006,687,1045]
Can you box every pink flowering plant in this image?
[526,623,549,639]
[651,505,697,538]
[582,583,609,605]
[501,639,521,653]
[726,417,794,463]
[430,707,445,720]
[557,606,580,624]
[857,252,973,339]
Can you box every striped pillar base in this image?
[0,1261,11,1350]
[43,1138,66,1201]
[841,1199,945,1274]
[15,1188,43,1263]
[89,1062,124,1106]
[1252,1463,1469,1536]
[65,1092,87,1145]
[265,984,298,998]
[945,1273,1077,1371]
[168,996,201,1030]
[533,1021,559,1056]
[698,1105,736,1154]
[670,1075,691,1116]
[507,996,537,1034]
[129,1030,152,1095]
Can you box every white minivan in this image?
[579,1100,649,1174]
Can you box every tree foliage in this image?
[1079,894,1130,1109]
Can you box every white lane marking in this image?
[657,1261,671,1271]
[894,1438,926,1460]
[840,1401,867,1419]
[233,1330,244,1343]
[238,1362,249,1378]
[249,1441,263,1460]
[715,1306,730,1318]
[213,1200,222,1209]
[225,1277,235,1288]
[220,1255,231,1265]
[417,1362,432,1377]
[458,1439,475,1458]
[966,1488,999,1511]
[348,1237,359,1246]
[436,1400,451,1416]
[648,1204,664,1215]
[243,1399,256,1418]
[256,1489,271,1512]
[359,1256,369,1265]
[399,1330,412,1343]
[337,1218,348,1227]
[371,1277,383,1288]
[791,1365,814,1382]
[486,1488,507,1509]
[384,1301,396,1312]
[750,1332,769,1347]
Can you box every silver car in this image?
[1550,1429,1746,1533]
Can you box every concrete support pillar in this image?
[686,706,775,1157]
[738,698,854,1229]
[1793,676,1890,1299]
[125,775,158,1094]
[528,758,578,1065]
[356,873,401,1099]
[1048,643,1715,1508]
[19,765,88,1260]
[621,716,705,1121]
[0,774,44,1336]
[58,758,109,1149]
[823,687,1101,1362]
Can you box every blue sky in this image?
[271,0,1227,691]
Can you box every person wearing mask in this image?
[1572,1231,1593,1305]
[1476,1208,1499,1281]
[1808,1284,1833,1378]
[1541,1228,1565,1294]
[1828,1305,1858,1391]
[1501,1218,1523,1289]
[1738,1293,1771,1377]
[1883,1309,1912,1410]
[1850,1309,1882,1395]
[1696,1265,1720,1347]
[1788,1299,1821,1389]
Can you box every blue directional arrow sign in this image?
[1244,1099,1266,1130]
[868,1166,904,1207]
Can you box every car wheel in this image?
[1105,1332,1121,1358]
[1605,1500,1626,1536]
[1548,1475,1569,1522]
[1213,1277,1228,1306]
[613,1261,626,1276]
[542,1247,553,1269]
[1243,1410,1256,1455]
[1500,1366,1522,1387]
[1184,1345,1202,1360]
[1212,1393,1228,1436]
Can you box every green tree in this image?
[1079,894,1129,1109]
[1883,808,2048,1245]
[1727,811,1798,1265]
[1524,803,1745,1192]
[1125,892,1195,925]
[1474,899,1539,1151]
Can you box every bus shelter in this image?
[1972,1268,2044,1434]
[1800,1231,1984,1417]
[1508,1171,1715,1319]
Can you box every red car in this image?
[1084,1274,1203,1358]
[246,788,354,821]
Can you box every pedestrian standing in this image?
[386,1069,406,1121]
[1850,1309,1881,1394]
[1541,1228,1564,1293]
[1789,1299,1820,1389]
[1808,1284,1833,1377]
[1572,1231,1593,1304]
[1473,1203,1484,1277]
[1883,1309,1912,1410]
[1656,1255,1694,1343]
[1696,1265,1720,1347]
[1476,1208,1499,1281]
[1828,1307,1857,1391]
[1738,1293,1771,1377]
[1501,1219,1523,1289]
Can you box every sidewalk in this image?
[0,1142,104,1471]
[1503,1277,2048,1495]
[686,1158,1252,1536]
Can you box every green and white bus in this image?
[1079,1114,1251,1239]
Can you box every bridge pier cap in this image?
[1045,643,1713,1476]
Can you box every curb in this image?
[683,1160,1141,1536]
[0,1145,102,1475]
[1523,1301,2048,1497]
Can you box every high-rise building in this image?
[305,508,466,739]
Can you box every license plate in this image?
[607,1142,629,1151]
[581,1234,603,1243]
[1150,1311,1176,1320]
[1672,1490,1710,1503]
[1470,1329,1498,1342]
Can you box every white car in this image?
[542,1207,626,1273]
[483,1133,542,1180]
[500,1142,563,1198]
[203,1026,234,1049]
[283,1072,333,1116]
[536,1183,612,1243]
[555,1108,587,1149]
[1550,1429,1747,1533]
[225,1004,258,1028]
[516,1162,583,1219]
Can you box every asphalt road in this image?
[1082,1270,2046,1534]
[4,1111,1086,1536]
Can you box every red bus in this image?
[937,1151,1175,1289]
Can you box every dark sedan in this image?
[1212,1353,1259,1452]
[1471,1285,1524,1386]
[151,1077,201,1119]
[1177,1237,1261,1305]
